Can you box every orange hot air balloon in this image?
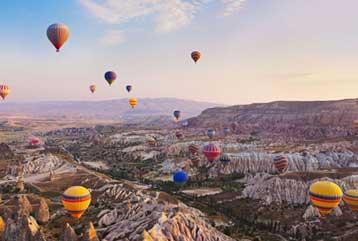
[89,85,96,93]
[129,98,137,108]
[191,51,201,63]
[47,23,70,52]
[0,85,10,100]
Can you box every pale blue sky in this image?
[0,0,358,104]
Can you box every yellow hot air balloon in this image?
[309,181,342,216]
[62,186,91,219]
[129,98,137,108]
[343,189,358,211]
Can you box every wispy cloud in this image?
[99,29,125,46]
[222,0,247,16]
[79,0,248,45]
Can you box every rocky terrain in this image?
[2,98,358,241]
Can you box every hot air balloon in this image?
[182,120,189,128]
[173,170,189,184]
[126,85,132,93]
[309,181,343,216]
[0,85,10,100]
[223,127,230,136]
[191,51,201,63]
[203,143,221,162]
[173,110,181,121]
[188,144,200,155]
[147,137,157,147]
[62,186,91,219]
[273,155,289,174]
[207,128,216,139]
[220,153,231,164]
[47,23,70,52]
[175,131,183,139]
[353,120,358,129]
[129,98,137,108]
[343,189,358,211]
[89,85,96,94]
[29,137,41,147]
[104,71,117,86]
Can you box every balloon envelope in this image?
[203,143,221,162]
[343,189,358,212]
[129,98,137,108]
[47,23,70,52]
[191,51,201,63]
[223,127,230,136]
[188,144,200,155]
[104,71,117,85]
[126,85,132,92]
[173,110,181,120]
[309,181,342,216]
[173,170,188,184]
[0,85,10,100]
[207,128,216,139]
[89,85,96,93]
[273,155,289,174]
[29,137,41,146]
[62,186,91,219]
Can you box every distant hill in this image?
[0,98,222,123]
[188,98,358,140]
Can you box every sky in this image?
[0,0,358,105]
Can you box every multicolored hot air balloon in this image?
[147,137,157,147]
[309,181,343,216]
[47,23,70,52]
[89,85,96,94]
[203,143,221,162]
[188,144,200,155]
[0,85,10,100]
[126,85,132,93]
[220,153,231,164]
[273,155,289,174]
[207,128,216,139]
[343,189,358,211]
[173,170,188,184]
[173,110,181,121]
[175,131,183,139]
[191,51,201,63]
[129,98,137,108]
[62,186,91,219]
[104,71,117,86]
[223,127,230,136]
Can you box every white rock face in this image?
[23,154,64,176]
[241,173,309,205]
[96,183,234,241]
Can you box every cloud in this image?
[222,0,247,16]
[79,0,248,44]
[99,29,125,46]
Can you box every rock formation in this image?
[35,198,49,224]
[60,223,78,241]
[82,222,99,241]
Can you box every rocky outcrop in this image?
[16,195,33,216]
[0,143,14,159]
[35,198,49,224]
[60,223,78,241]
[3,215,46,241]
[82,222,99,241]
[96,183,234,241]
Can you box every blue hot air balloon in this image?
[223,127,230,136]
[207,128,216,139]
[104,71,117,86]
[173,170,188,184]
[173,110,181,121]
[126,85,132,93]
